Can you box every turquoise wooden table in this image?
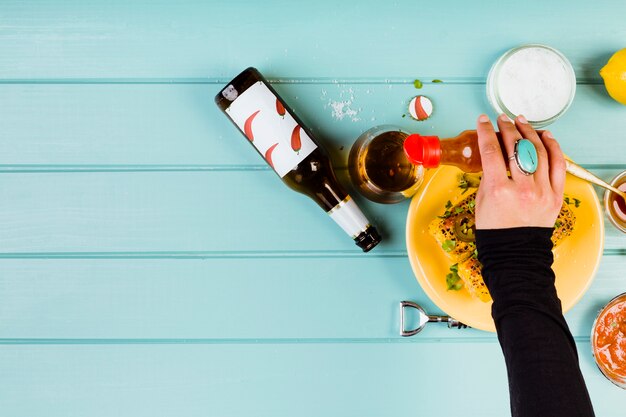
[1,1,625,415]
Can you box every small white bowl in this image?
[487,44,576,128]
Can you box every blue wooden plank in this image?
[0,170,622,254]
[0,257,426,340]
[0,2,624,416]
[0,0,624,80]
[0,256,621,340]
[0,83,624,166]
[0,171,396,253]
[0,342,622,417]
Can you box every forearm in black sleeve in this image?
[476,227,594,417]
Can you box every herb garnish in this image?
[413,79,423,89]
[459,178,470,194]
[442,239,456,252]
[438,200,454,219]
[446,264,463,291]
[564,196,581,208]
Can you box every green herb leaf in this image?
[454,207,464,214]
[446,264,463,291]
[554,220,563,228]
[442,239,456,252]
[467,200,476,214]
[573,198,581,208]
[458,178,470,194]
[472,249,478,259]
[413,79,423,89]
[438,201,458,219]
[432,79,443,83]
[564,197,571,205]
[402,114,406,118]
[445,273,455,289]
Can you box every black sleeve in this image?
[476,227,594,417]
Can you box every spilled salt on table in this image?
[325,85,361,122]
[328,100,360,122]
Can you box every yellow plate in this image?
[406,167,604,332]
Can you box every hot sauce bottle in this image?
[403,130,540,176]
[215,67,381,252]
[403,131,490,173]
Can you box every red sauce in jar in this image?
[610,182,626,220]
[593,296,626,386]
[607,178,626,228]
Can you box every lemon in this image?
[600,48,626,105]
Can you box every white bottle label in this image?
[328,196,370,239]
[225,81,317,177]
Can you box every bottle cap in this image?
[355,226,382,252]
[403,134,441,168]
[409,95,433,121]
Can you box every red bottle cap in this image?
[403,134,441,168]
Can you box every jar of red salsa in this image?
[591,293,626,389]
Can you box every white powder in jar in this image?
[495,46,575,122]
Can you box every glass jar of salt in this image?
[487,44,576,128]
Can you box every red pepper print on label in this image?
[265,143,279,169]
[291,125,302,153]
[243,110,260,142]
[276,99,286,117]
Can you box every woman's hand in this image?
[475,114,566,230]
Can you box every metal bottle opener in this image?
[400,301,468,337]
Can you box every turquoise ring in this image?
[509,139,538,175]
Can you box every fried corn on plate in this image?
[430,189,576,302]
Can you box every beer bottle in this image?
[215,67,381,252]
